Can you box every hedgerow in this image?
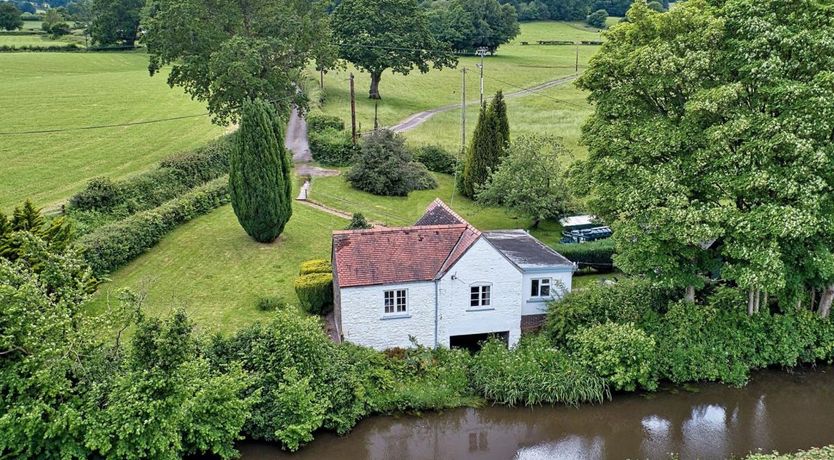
[294,272,334,315]
[79,177,229,275]
[553,238,615,271]
[308,128,357,166]
[298,259,331,275]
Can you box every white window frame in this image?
[384,289,407,314]
[531,278,552,298]
[470,284,492,308]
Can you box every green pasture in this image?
[0,52,224,211]
[86,203,347,334]
[314,21,603,134]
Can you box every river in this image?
[238,366,834,459]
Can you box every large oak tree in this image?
[331,0,457,99]
[142,0,335,124]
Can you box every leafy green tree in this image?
[591,0,630,16]
[576,0,834,311]
[142,0,334,124]
[229,99,292,243]
[0,2,23,31]
[586,8,608,27]
[476,135,573,227]
[646,0,663,12]
[41,8,62,32]
[460,91,507,198]
[332,0,457,99]
[429,0,519,53]
[346,129,437,196]
[91,0,143,46]
[16,1,35,14]
[346,212,372,229]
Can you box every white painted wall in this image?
[521,270,574,316]
[438,238,523,347]
[339,281,436,350]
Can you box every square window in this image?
[385,289,407,314]
[470,285,491,308]
[532,278,552,298]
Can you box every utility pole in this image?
[349,73,357,144]
[476,47,488,106]
[374,101,379,130]
[320,69,324,90]
[575,45,579,73]
[461,67,467,155]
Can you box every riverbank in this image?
[236,366,834,459]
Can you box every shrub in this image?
[346,129,437,196]
[586,9,608,28]
[298,259,331,275]
[294,272,333,315]
[69,177,120,211]
[308,128,357,166]
[307,114,345,132]
[346,213,372,230]
[553,238,615,271]
[570,322,658,391]
[545,278,675,344]
[413,145,457,174]
[79,177,229,275]
[470,335,609,406]
[256,296,287,311]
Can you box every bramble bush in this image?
[570,322,657,391]
[294,272,334,315]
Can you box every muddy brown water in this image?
[238,367,834,460]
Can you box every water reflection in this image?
[238,367,834,460]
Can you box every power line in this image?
[486,74,587,110]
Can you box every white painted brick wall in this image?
[340,281,437,350]
[438,238,523,347]
[522,270,573,316]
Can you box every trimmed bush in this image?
[69,177,120,211]
[553,238,615,271]
[570,322,657,391]
[294,272,334,315]
[307,114,345,132]
[299,259,331,275]
[414,145,457,174]
[308,128,357,166]
[79,177,229,275]
[471,335,609,406]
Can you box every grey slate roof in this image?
[414,199,466,226]
[483,230,574,270]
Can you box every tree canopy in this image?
[332,0,457,99]
[91,0,143,46]
[576,0,834,312]
[428,0,520,53]
[142,0,334,124]
[0,2,23,31]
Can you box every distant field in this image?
[0,52,224,211]
[314,21,604,136]
[86,203,346,334]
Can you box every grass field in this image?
[0,52,224,211]
[86,203,347,334]
[314,21,603,134]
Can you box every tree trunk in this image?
[818,284,834,318]
[684,285,695,303]
[747,288,756,316]
[753,288,761,314]
[369,71,382,99]
[810,288,817,311]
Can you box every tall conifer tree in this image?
[229,99,292,243]
[460,90,508,198]
[492,90,510,152]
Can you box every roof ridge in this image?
[333,223,469,236]
[425,198,470,226]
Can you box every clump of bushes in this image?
[294,272,333,315]
[256,295,287,311]
[79,178,229,275]
[306,114,357,166]
[346,213,372,230]
[471,335,609,406]
[413,145,458,174]
[553,238,615,271]
[570,322,657,391]
[346,129,437,196]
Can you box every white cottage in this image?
[331,199,576,351]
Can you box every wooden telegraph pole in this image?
[575,45,579,73]
[349,73,357,144]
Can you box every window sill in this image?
[466,307,495,312]
[528,297,553,303]
[380,314,411,320]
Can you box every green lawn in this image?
[308,171,565,245]
[0,52,224,211]
[314,21,603,134]
[86,203,347,334]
